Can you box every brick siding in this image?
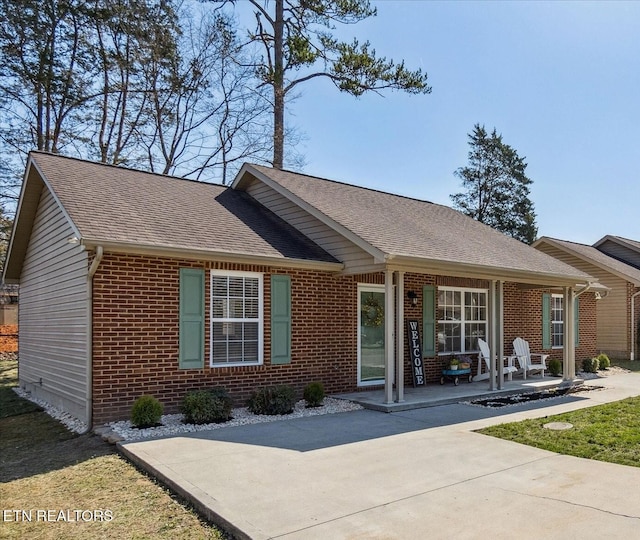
[91,254,598,423]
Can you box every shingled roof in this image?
[240,164,594,285]
[4,152,340,281]
[535,237,640,285]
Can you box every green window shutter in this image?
[542,293,551,349]
[574,297,580,346]
[179,268,205,369]
[422,285,436,356]
[271,275,291,365]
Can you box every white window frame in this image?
[551,293,564,349]
[210,270,264,367]
[437,286,488,355]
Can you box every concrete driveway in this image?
[119,374,640,539]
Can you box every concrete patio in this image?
[335,374,574,412]
[119,372,640,540]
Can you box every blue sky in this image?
[268,1,640,245]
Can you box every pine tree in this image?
[451,124,538,244]
[225,0,431,169]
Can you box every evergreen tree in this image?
[223,0,431,169]
[451,124,538,244]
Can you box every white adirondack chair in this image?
[476,338,518,382]
[512,337,549,379]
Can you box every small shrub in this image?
[131,395,163,428]
[303,381,325,408]
[581,357,599,373]
[597,353,611,370]
[247,385,296,415]
[181,388,232,425]
[548,358,562,377]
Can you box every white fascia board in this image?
[389,254,597,287]
[236,165,388,263]
[80,237,344,272]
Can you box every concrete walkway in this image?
[119,373,640,540]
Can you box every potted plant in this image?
[449,358,460,371]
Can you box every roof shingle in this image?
[248,164,593,281]
[28,152,339,265]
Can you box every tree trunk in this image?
[272,0,284,169]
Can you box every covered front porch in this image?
[369,266,595,408]
[338,374,583,413]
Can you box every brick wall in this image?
[91,254,599,423]
[400,277,598,385]
[92,254,360,424]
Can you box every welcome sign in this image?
[407,320,425,386]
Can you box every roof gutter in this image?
[387,254,595,288]
[80,238,344,272]
[631,290,640,361]
[85,245,103,431]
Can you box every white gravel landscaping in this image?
[108,398,364,441]
[14,366,630,442]
[13,386,363,441]
[13,387,89,434]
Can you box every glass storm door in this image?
[358,286,385,386]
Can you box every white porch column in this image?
[384,269,395,404]
[496,280,505,390]
[395,271,405,403]
[563,286,576,380]
[488,280,497,391]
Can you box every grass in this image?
[0,357,228,539]
[478,395,640,468]
[611,358,640,372]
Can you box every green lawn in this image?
[0,357,229,539]
[478,394,640,468]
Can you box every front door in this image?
[358,285,385,386]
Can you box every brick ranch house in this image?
[4,152,600,427]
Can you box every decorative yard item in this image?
[407,320,425,386]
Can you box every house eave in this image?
[387,254,596,287]
[233,164,388,263]
[533,237,640,286]
[80,238,345,272]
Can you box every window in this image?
[551,294,564,348]
[210,271,263,366]
[437,287,487,354]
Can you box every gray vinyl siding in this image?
[536,243,629,357]
[19,188,89,423]
[245,178,376,271]
[597,239,640,269]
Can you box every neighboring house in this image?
[3,152,599,426]
[535,236,640,361]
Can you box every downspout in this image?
[85,246,104,431]
[631,290,640,361]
